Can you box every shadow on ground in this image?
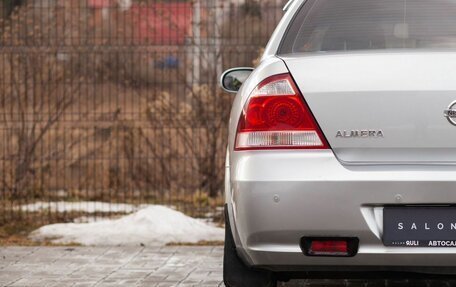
[282,279,456,286]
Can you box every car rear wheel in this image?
[223,207,277,287]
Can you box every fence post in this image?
[192,0,201,85]
[214,0,223,78]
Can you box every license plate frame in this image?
[383,206,456,247]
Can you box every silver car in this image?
[221,0,456,286]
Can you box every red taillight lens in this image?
[309,240,348,256]
[235,74,328,150]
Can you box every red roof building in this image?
[88,0,193,45]
[88,0,112,9]
[131,3,193,45]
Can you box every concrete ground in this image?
[0,247,456,287]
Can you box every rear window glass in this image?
[279,0,456,54]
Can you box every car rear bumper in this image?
[229,150,456,272]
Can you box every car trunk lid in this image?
[282,52,456,164]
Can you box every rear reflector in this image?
[301,237,359,257]
[310,241,348,256]
[235,74,329,150]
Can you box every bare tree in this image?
[0,1,83,198]
[0,51,80,198]
[121,82,231,200]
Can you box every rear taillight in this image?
[235,74,328,150]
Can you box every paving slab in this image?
[0,247,455,286]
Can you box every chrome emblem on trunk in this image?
[444,101,456,126]
[336,130,384,138]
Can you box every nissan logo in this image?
[444,101,456,126]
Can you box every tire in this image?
[223,206,277,287]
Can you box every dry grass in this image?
[0,218,81,247]
[166,240,224,247]
[1,229,224,247]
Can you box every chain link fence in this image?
[0,0,287,225]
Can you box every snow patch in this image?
[18,201,150,214]
[30,206,224,246]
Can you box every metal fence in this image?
[0,0,287,225]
